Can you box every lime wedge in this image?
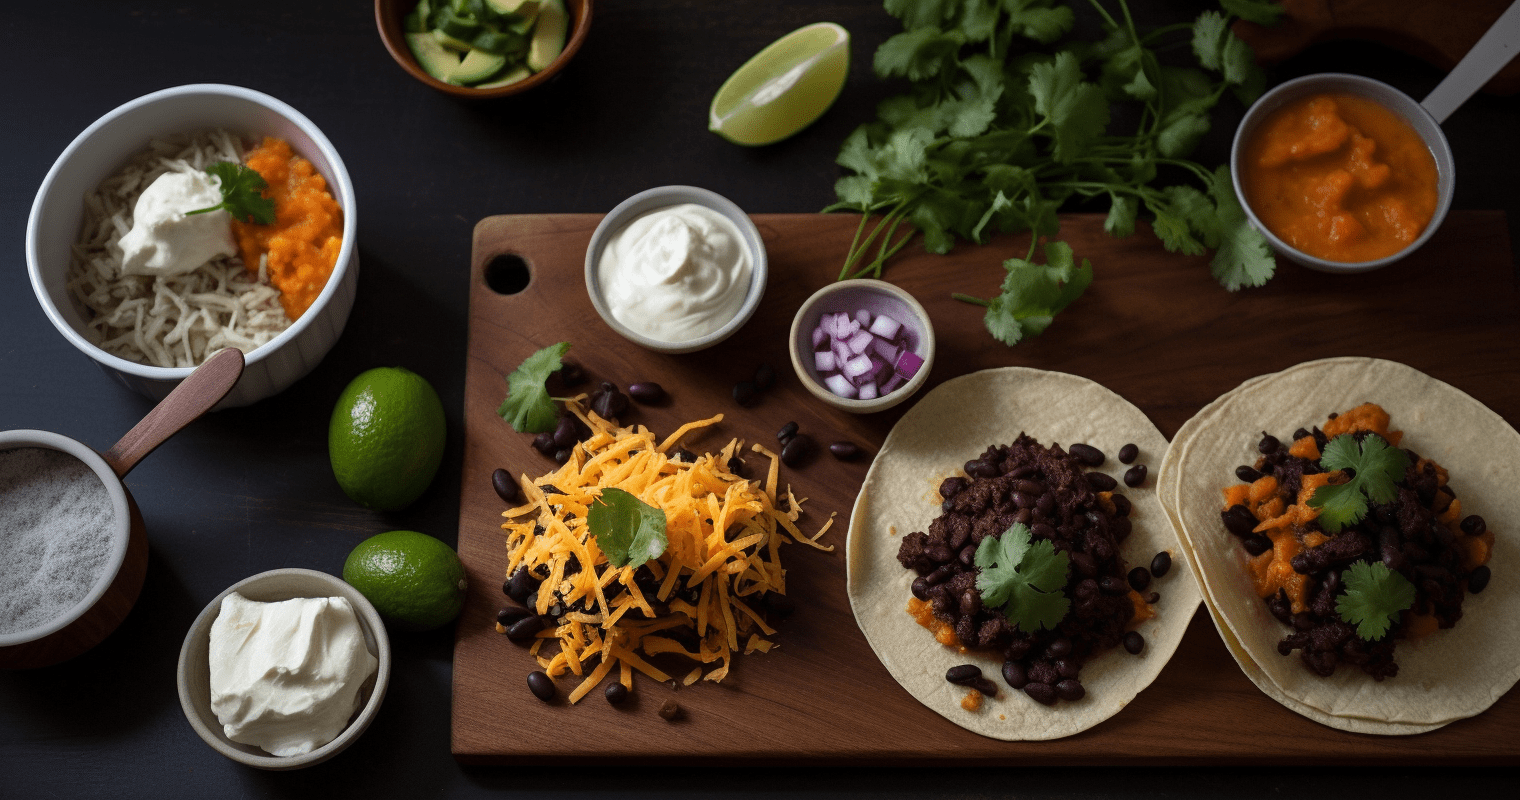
[709,22,850,146]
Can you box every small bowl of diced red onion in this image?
[789,279,935,413]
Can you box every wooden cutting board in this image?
[454,211,1520,764]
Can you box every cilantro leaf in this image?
[1207,165,1276,289]
[186,162,275,225]
[1307,434,1410,533]
[1191,11,1229,71]
[496,342,570,433]
[587,488,668,569]
[1336,561,1416,641]
[974,523,1071,632]
[1005,0,1074,44]
[875,27,965,81]
[1103,194,1137,238]
[1028,51,1109,163]
[972,240,1092,345]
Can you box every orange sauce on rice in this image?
[232,138,343,320]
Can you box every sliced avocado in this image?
[407,32,462,81]
[432,28,475,53]
[485,0,538,14]
[449,48,509,85]
[526,0,567,72]
[475,65,533,89]
[403,0,434,33]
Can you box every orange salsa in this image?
[1241,93,1439,263]
[232,138,343,320]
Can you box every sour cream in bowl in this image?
[586,186,767,354]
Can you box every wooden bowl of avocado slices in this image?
[375,0,591,98]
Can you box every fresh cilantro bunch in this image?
[1307,434,1410,533]
[187,162,276,225]
[974,522,1071,632]
[588,488,669,569]
[1335,560,1416,641]
[497,342,571,433]
[828,0,1282,345]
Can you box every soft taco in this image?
[1159,357,1520,734]
[847,368,1199,741]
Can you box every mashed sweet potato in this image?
[232,138,343,320]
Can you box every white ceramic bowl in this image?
[789,279,935,413]
[177,568,391,770]
[584,185,768,354]
[26,84,359,407]
[1230,73,1455,274]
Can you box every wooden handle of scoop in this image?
[101,347,245,479]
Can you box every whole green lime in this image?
[329,367,446,511]
[344,530,467,631]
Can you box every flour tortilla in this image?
[1161,357,1520,734]
[847,368,1199,740]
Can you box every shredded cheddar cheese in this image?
[499,399,833,703]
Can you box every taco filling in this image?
[1219,402,1495,680]
[896,434,1160,706]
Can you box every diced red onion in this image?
[811,326,825,349]
[814,351,836,372]
[855,309,871,327]
[808,304,922,401]
[842,353,874,379]
[895,351,924,379]
[858,382,878,401]
[870,336,898,363]
[867,314,901,340]
[824,373,857,398]
[847,329,874,355]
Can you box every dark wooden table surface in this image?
[2,0,1516,796]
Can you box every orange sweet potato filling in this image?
[908,597,965,651]
[1128,590,1155,625]
[232,137,344,320]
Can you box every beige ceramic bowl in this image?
[789,279,935,413]
[177,568,391,770]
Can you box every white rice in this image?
[66,130,292,369]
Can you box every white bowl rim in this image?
[1229,72,1456,274]
[0,429,132,647]
[583,184,768,354]
[25,83,359,379]
[789,278,936,413]
[176,567,391,769]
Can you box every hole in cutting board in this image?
[485,253,531,295]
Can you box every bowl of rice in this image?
[26,84,359,407]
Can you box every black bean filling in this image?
[897,435,1149,705]
[1223,427,1489,681]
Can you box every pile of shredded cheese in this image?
[67,130,292,368]
[498,399,833,704]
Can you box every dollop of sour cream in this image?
[597,203,753,343]
[208,592,378,757]
[118,170,237,277]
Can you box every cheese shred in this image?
[499,401,832,703]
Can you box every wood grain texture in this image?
[1235,0,1520,94]
[454,211,1519,764]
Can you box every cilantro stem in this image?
[839,209,873,281]
[1083,0,1119,31]
[951,292,989,307]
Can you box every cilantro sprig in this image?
[828,1,1281,345]
[1307,434,1410,533]
[952,239,1091,345]
[974,523,1071,632]
[1335,561,1416,641]
[587,488,669,569]
[497,342,570,433]
[186,162,276,225]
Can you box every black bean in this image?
[946,664,982,685]
[957,545,977,568]
[777,421,799,442]
[926,545,954,564]
[910,577,930,600]
[1118,443,1138,464]
[497,606,531,626]
[938,477,967,499]
[1150,551,1172,578]
[726,456,746,476]
[1036,492,1055,515]
[1469,565,1492,594]
[1258,433,1280,454]
[491,468,522,504]
[1045,638,1072,659]
[1461,515,1487,536]
[591,382,629,419]
[1055,679,1085,702]
[506,566,536,603]
[1024,682,1058,706]
[1012,479,1046,495]
[1124,464,1147,488]
[1221,505,1257,537]
[1099,576,1128,595]
[658,700,682,721]
[1069,443,1105,466]
[829,441,863,461]
[1013,492,1038,509]
[1128,567,1151,592]
[628,382,666,404]
[753,363,776,392]
[732,380,758,407]
[780,434,816,467]
[958,589,982,616]
[1235,465,1262,483]
[1086,472,1118,491]
[1123,630,1145,654]
[549,416,577,450]
[604,682,629,705]
[527,671,555,702]
[1029,522,1056,541]
[531,432,556,455]
[1054,659,1080,680]
[1111,493,1132,517]
[1002,660,1029,689]
[1144,591,1159,604]
[971,677,1000,698]
[553,448,571,465]
[556,360,587,386]
[925,565,955,586]
[506,615,546,642]
[1292,428,1311,442]
[1242,535,1273,556]
[762,592,795,617]
[671,448,696,463]
[964,459,998,479]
